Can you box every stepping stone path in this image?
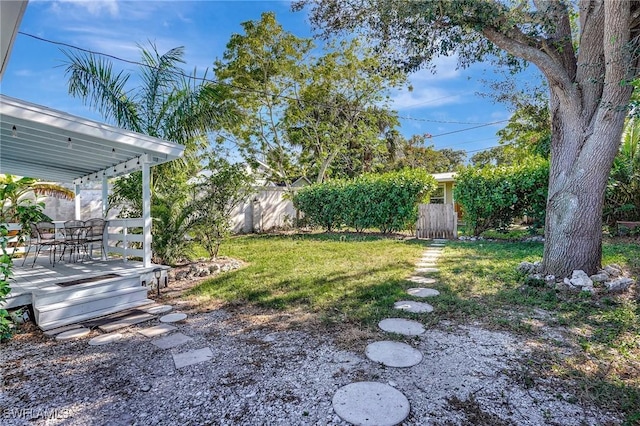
[143,305,173,315]
[333,239,446,425]
[378,318,425,336]
[88,333,122,346]
[173,347,213,369]
[365,341,423,368]
[138,324,177,338]
[407,287,440,298]
[393,300,434,313]
[407,276,437,285]
[159,312,187,323]
[48,303,213,370]
[99,312,156,332]
[415,267,439,273]
[56,327,90,341]
[332,382,410,426]
[151,332,193,349]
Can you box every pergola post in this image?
[141,156,152,267]
[74,183,81,220]
[101,175,109,218]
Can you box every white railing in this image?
[4,219,149,263]
[105,218,145,262]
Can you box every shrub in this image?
[292,180,345,231]
[454,159,549,236]
[346,169,436,233]
[190,158,255,259]
[293,169,436,233]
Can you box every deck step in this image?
[34,286,149,325]
[37,298,154,331]
[33,275,141,307]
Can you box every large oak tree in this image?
[297,0,640,276]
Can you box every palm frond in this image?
[63,49,142,132]
[30,183,75,200]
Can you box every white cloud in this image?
[408,55,461,82]
[55,0,119,17]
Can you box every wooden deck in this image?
[4,255,169,310]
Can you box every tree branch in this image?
[482,26,574,96]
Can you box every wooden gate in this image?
[416,204,457,239]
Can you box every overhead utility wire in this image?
[20,31,508,132]
[426,120,509,138]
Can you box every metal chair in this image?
[84,218,106,260]
[21,223,39,267]
[24,222,60,267]
[59,220,87,263]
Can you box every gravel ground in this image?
[0,300,621,426]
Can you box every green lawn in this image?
[188,233,430,326]
[188,234,640,422]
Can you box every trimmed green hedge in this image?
[454,159,549,235]
[293,169,436,233]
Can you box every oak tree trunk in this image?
[543,86,629,277]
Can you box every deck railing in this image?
[105,218,145,262]
[5,219,148,263]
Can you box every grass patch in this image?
[188,233,429,327]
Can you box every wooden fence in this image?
[416,204,457,239]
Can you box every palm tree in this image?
[64,42,234,194]
[63,42,236,263]
[0,174,74,223]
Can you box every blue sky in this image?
[1,0,539,159]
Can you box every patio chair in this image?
[59,220,87,263]
[21,223,39,267]
[84,218,106,260]
[23,222,60,267]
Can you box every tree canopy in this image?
[214,12,405,185]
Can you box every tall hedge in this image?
[454,159,549,235]
[293,169,436,233]
[291,180,345,231]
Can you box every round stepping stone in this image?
[394,300,434,313]
[159,313,187,323]
[365,341,423,368]
[146,305,173,315]
[416,267,439,274]
[378,318,425,336]
[88,333,122,346]
[407,287,440,298]
[332,382,410,426]
[407,276,436,285]
[56,327,90,341]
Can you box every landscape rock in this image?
[524,236,545,242]
[566,270,593,290]
[544,275,556,285]
[589,273,609,283]
[604,264,623,278]
[605,277,634,293]
[517,261,536,275]
[169,258,242,282]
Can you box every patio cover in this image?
[0,94,186,267]
[0,94,185,183]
